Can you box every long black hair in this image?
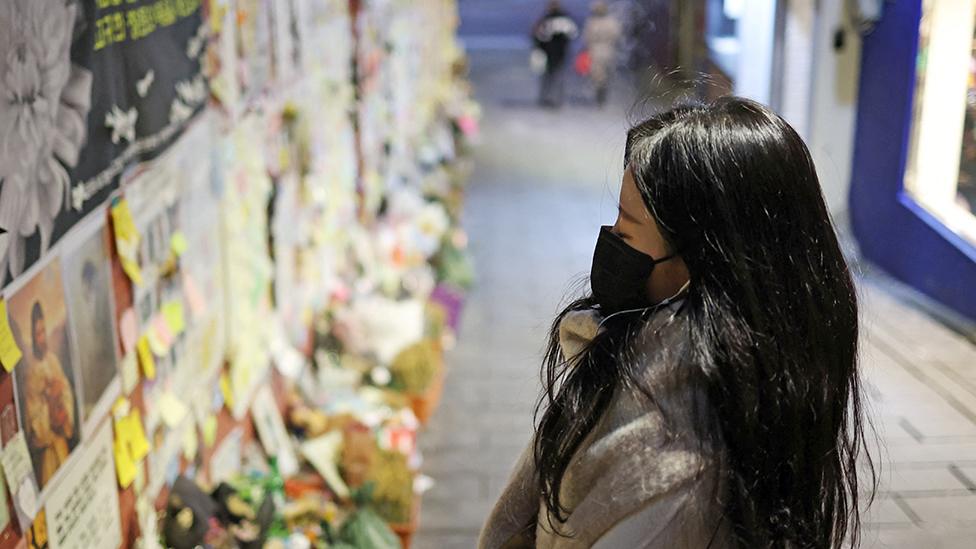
[533,97,874,548]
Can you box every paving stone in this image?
[899,494,976,524]
[880,467,970,493]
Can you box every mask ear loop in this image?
[597,279,691,330]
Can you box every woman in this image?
[583,1,621,106]
[480,97,874,548]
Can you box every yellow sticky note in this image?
[136,336,156,380]
[112,407,149,489]
[112,397,131,419]
[170,232,188,256]
[113,436,138,489]
[110,198,137,239]
[219,372,234,410]
[161,301,185,336]
[121,409,150,462]
[120,352,140,395]
[111,199,143,286]
[0,300,23,372]
[119,256,143,287]
[158,392,188,429]
[182,424,199,460]
[202,414,218,447]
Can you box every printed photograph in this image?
[61,221,121,427]
[7,257,81,490]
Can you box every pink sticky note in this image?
[182,271,207,319]
[119,308,138,355]
[458,115,479,138]
[151,315,175,350]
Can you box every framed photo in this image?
[5,257,82,491]
[60,216,121,435]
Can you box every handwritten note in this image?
[2,431,40,526]
[45,422,122,549]
[0,299,23,372]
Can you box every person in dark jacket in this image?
[533,0,578,108]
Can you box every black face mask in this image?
[590,226,677,316]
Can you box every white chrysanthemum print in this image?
[105,104,138,144]
[0,0,93,278]
[136,69,155,98]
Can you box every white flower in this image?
[169,98,194,125]
[370,366,392,386]
[136,69,154,98]
[105,104,138,144]
[175,74,207,106]
[0,0,92,278]
[186,22,208,59]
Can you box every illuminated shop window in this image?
[706,0,743,82]
[904,0,976,243]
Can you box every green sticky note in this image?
[170,231,189,256]
[162,300,186,336]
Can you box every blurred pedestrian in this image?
[479,97,875,548]
[533,0,578,108]
[582,1,621,106]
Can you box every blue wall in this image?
[850,0,976,319]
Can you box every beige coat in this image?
[583,15,621,86]
[479,305,730,548]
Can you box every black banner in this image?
[0,0,206,286]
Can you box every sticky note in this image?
[136,336,156,380]
[112,397,131,419]
[161,301,185,336]
[110,198,138,239]
[158,392,188,429]
[120,352,140,395]
[114,407,150,480]
[169,232,188,256]
[119,308,138,355]
[125,410,151,461]
[202,415,218,447]
[111,199,143,286]
[181,424,198,460]
[219,372,234,411]
[113,436,137,489]
[181,271,206,319]
[149,315,174,353]
[0,299,22,372]
[119,256,144,286]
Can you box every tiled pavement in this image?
[413,46,976,548]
